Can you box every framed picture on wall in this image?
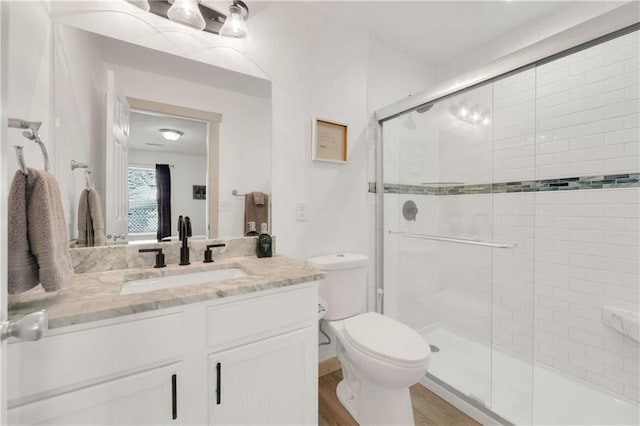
[193,185,206,200]
[312,117,348,163]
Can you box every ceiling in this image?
[129,111,208,156]
[310,1,574,65]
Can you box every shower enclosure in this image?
[377,19,639,425]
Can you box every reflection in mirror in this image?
[52,23,272,244]
[127,110,208,243]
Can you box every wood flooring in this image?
[318,369,480,426]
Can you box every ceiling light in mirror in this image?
[450,103,491,126]
[167,0,206,31]
[159,128,184,141]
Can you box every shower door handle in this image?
[1,310,47,342]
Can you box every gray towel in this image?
[8,168,74,294]
[77,188,105,247]
[252,191,265,205]
[8,171,39,294]
[244,192,269,236]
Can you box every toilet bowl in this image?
[308,254,430,425]
[327,313,430,425]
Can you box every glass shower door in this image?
[382,82,497,413]
[489,68,536,424]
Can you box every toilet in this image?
[308,253,430,426]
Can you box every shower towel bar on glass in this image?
[388,230,517,249]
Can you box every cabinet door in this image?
[9,363,181,425]
[209,327,317,425]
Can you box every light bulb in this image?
[167,0,206,31]
[219,4,249,38]
[482,117,491,126]
[459,107,468,118]
[471,112,480,122]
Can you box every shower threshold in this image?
[420,324,638,425]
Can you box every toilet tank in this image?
[307,253,368,320]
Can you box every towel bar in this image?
[388,230,517,249]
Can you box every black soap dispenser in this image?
[257,223,272,258]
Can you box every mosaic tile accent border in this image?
[368,173,640,195]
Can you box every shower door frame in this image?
[374,4,640,423]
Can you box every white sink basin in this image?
[120,268,248,295]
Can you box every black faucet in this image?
[178,216,184,241]
[179,219,190,266]
[139,248,166,268]
[203,243,226,263]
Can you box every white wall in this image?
[7,1,52,173]
[53,24,105,238]
[437,1,629,83]
[129,149,207,237]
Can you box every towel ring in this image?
[71,160,94,189]
[8,118,49,172]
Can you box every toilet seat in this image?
[343,312,430,367]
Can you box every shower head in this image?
[416,103,434,114]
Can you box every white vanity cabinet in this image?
[208,329,316,425]
[8,363,181,425]
[205,283,318,425]
[7,282,318,425]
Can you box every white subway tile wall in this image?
[533,188,638,399]
[535,32,639,179]
[379,29,639,403]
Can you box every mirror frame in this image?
[127,97,222,239]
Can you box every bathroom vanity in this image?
[7,253,322,425]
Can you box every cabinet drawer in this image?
[207,285,317,349]
[9,363,181,425]
[8,312,183,403]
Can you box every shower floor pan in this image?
[420,325,638,425]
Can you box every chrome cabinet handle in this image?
[1,310,47,342]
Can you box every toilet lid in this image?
[343,312,430,364]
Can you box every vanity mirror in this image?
[50,23,271,244]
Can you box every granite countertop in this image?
[8,256,325,329]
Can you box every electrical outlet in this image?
[296,201,308,221]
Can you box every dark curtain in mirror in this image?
[155,164,172,242]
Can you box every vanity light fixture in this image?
[159,128,184,141]
[146,0,250,38]
[125,0,150,12]
[219,1,250,38]
[167,0,206,31]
